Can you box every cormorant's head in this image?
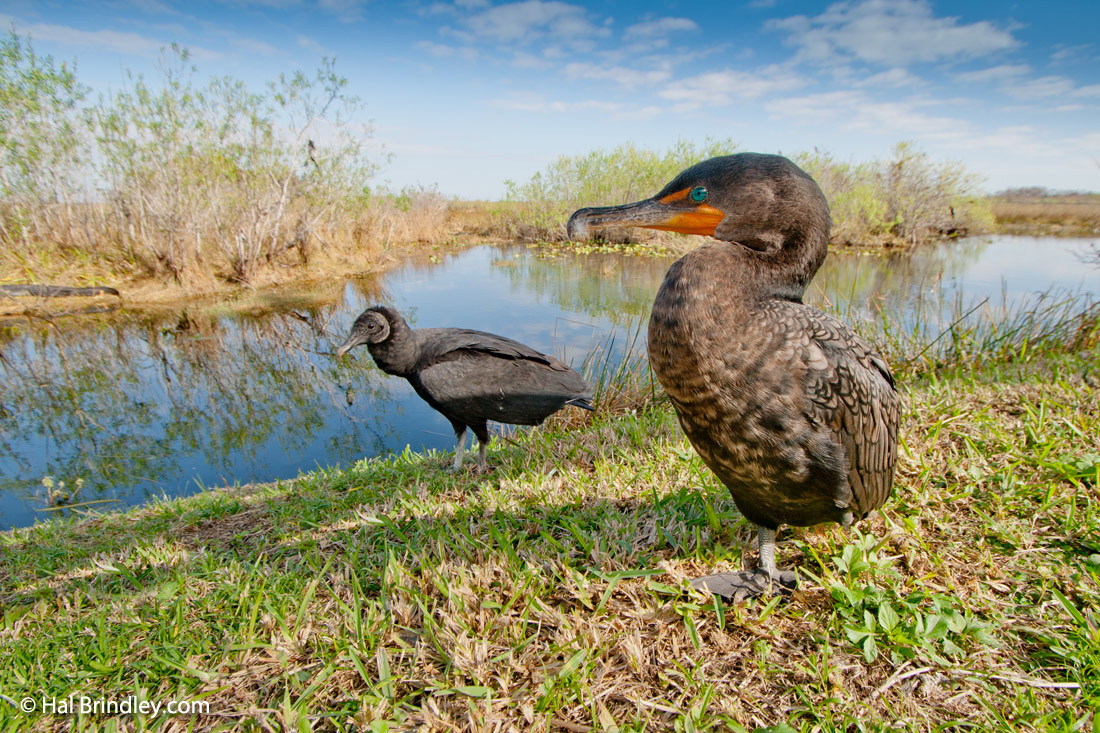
[566,152,830,264]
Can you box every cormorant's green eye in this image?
[690,186,707,202]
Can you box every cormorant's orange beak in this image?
[566,187,724,240]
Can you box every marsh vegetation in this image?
[498,140,995,248]
[0,32,447,296]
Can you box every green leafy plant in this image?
[829,531,998,664]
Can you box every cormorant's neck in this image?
[738,227,828,302]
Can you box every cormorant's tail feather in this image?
[566,397,596,412]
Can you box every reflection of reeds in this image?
[0,301,402,525]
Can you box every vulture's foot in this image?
[690,569,797,603]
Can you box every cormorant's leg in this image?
[690,524,798,602]
[758,526,799,592]
[470,421,491,473]
[758,526,778,575]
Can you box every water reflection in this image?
[1,235,1096,529]
[811,236,1100,338]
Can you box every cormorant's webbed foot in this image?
[690,569,798,603]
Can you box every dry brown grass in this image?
[990,194,1100,236]
[0,191,489,314]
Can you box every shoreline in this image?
[3,208,1097,318]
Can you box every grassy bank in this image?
[2,337,1098,730]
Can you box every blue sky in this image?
[4,0,1099,198]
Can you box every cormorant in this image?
[567,153,899,601]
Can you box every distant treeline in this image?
[0,32,446,289]
[496,139,995,247]
[994,186,1100,199]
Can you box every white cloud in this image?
[658,66,804,108]
[206,0,298,8]
[1006,75,1077,99]
[362,139,491,159]
[510,51,552,69]
[490,91,661,118]
[1,15,221,61]
[423,3,457,16]
[1049,44,1094,65]
[954,64,1030,84]
[457,1,607,45]
[945,125,1071,160]
[623,17,698,39]
[124,0,180,15]
[415,41,478,62]
[770,0,1018,67]
[563,62,671,88]
[1070,132,1100,152]
[855,68,925,89]
[232,37,280,56]
[951,68,1100,101]
[297,35,323,52]
[318,0,366,23]
[766,91,966,142]
[492,92,623,113]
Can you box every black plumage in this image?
[567,153,900,600]
[335,306,594,471]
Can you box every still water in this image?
[1,235,1097,529]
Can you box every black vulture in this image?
[335,305,594,472]
[567,153,900,601]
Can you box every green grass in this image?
[2,344,1099,730]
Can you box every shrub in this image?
[1,34,383,287]
[92,47,377,284]
[498,138,741,242]
[0,30,90,252]
[356,185,451,246]
[509,140,994,248]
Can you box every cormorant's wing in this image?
[773,302,900,518]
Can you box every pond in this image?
[1,235,1097,529]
